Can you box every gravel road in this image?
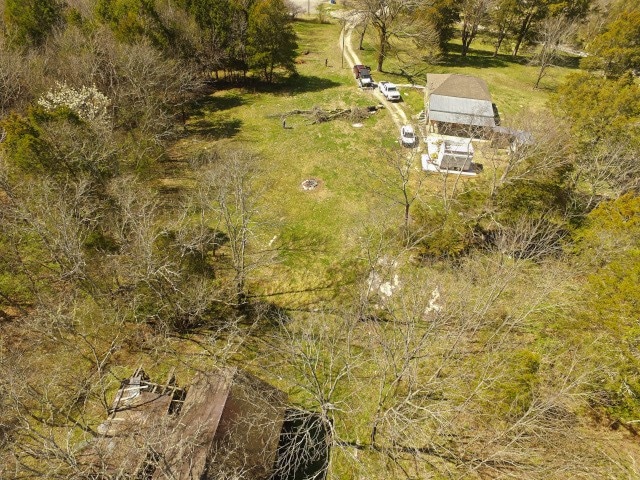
[337,15,409,129]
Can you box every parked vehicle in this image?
[400,125,417,147]
[353,64,373,87]
[379,81,401,101]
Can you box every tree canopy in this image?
[3,0,63,46]
[581,6,640,77]
[554,71,640,146]
[2,0,640,478]
[247,0,298,81]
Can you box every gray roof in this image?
[427,74,492,101]
[426,74,496,128]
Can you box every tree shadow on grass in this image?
[247,74,342,95]
[292,17,328,24]
[438,44,511,69]
[554,53,582,69]
[187,93,247,118]
[187,116,243,139]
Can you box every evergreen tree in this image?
[3,0,63,47]
[554,71,640,146]
[581,7,640,77]
[417,0,460,52]
[247,0,297,82]
[95,0,171,47]
[177,0,233,72]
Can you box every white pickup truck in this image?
[378,81,401,102]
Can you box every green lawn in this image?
[167,19,578,306]
[169,20,406,305]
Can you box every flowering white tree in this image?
[38,82,111,126]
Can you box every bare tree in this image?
[1,301,129,478]
[570,140,640,209]
[357,15,368,50]
[0,176,107,308]
[486,112,573,198]
[0,38,32,117]
[350,0,413,72]
[106,174,230,332]
[353,248,615,478]
[369,149,426,243]
[283,0,304,19]
[201,149,279,306]
[532,15,577,89]
[256,238,626,479]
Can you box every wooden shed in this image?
[79,367,328,480]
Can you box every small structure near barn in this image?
[492,125,534,153]
[422,135,477,175]
[425,74,497,135]
[80,367,330,480]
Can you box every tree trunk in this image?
[404,202,410,239]
[493,29,506,56]
[376,26,386,72]
[359,22,367,50]
[534,65,545,89]
[512,13,533,57]
[534,43,548,89]
[461,22,470,56]
[461,23,477,57]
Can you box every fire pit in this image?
[301,179,319,191]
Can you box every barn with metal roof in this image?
[425,74,497,133]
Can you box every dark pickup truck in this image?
[353,64,373,87]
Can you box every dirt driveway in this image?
[336,14,409,129]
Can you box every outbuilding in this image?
[80,367,331,480]
[425,74,497,135]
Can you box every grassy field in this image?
[166,18,581,307]
[169,19,407,306]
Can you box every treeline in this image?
[0,0,297,119]
[405,2,640,260]
[351,0,640,73]
[0,0,299,339]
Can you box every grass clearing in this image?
[167,18,575,306]
[169,19,404,304]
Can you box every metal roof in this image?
[425,74,496,127]
[81,368,287,480]
[429,95,495,127]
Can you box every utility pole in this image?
[307,0,310,14]
[341,18,346,68]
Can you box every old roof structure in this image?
[426,74,496,128]
[78,367,329,480]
